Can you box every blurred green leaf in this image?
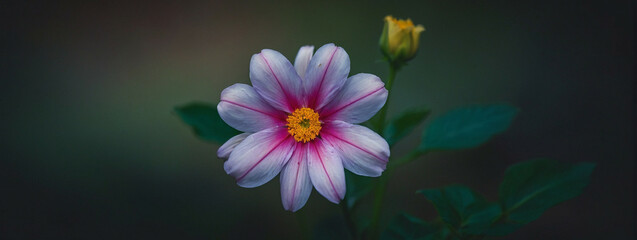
[174,102,240,144]
[408,160,595,238]
[419,104,518,151]
[488,159,596,235]
[381,213,448,240]
[345,171,375,209]
[418,185,501,236]
[384,108,430,146]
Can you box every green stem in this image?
[340,200,358,240]
[368,172,389,239]
[367,151,423,239]
[375,63,397,133]
[367,62,399,239]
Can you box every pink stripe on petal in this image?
[321,73,388,124]
[224,127,296,188]
[218,84,286,133]
[303,43,350,111]
[321,86,385,118]
[217,133,251,159]
[250,49,304,113]
[280,143,312,212]
[260,54,297,107]
[236,136,288,182]
[322,121,389,177]
[322,131,386,164]
[220,100,282,119]
[310,47,337,104]
[307,138,345,204]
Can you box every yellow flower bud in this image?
[379,15,425,63]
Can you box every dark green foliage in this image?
[488,159,596,235]
[174,102,239,144]
[418,186,501,236]
[419,104,518,151]
[382,213,449,240]
[384,108,430,146]
[384,159,595,239]
[345,171,375,209]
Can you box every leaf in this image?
[345,171,375,209]
[496,159,595,229]
[419,104,518,151]
[381,213,448,240]
[174,102,240,144]
[410,160,595,237]
[384,108,430,146]
[418,185,501,236]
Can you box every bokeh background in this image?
[2,0,634,239]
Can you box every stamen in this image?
[286,108,321,143]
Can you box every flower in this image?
[379,15,425,63]
[217,43,390,211]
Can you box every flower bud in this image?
[379,15,425,63]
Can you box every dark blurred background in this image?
[2,0,634,239]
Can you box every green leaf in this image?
[384,108,430,146]
[418,185,501,236]
[174,102,240,144]
[419,104,518,151]
[381,213,448,240]
[411,160,595,237]
[345,171,374,209]
[496,159,595,229]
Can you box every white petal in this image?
[321,73,388,124]
[303,43,350,110]
[224,127,296,188]
[250,49,304,113]
[217,133,251,159]
[280,143,312,212]
[307,138,346,204]
[294,45,314,80]
[321,121,389,177]
[218,84,286,133]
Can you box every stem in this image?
[368,173,389,239]
[340,200,358,240]
[367,62,399,239]
[367,151,423,239]
[375,63,397,133]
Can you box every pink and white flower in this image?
[217,43,390,212]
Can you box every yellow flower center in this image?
[286,108,321,143]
